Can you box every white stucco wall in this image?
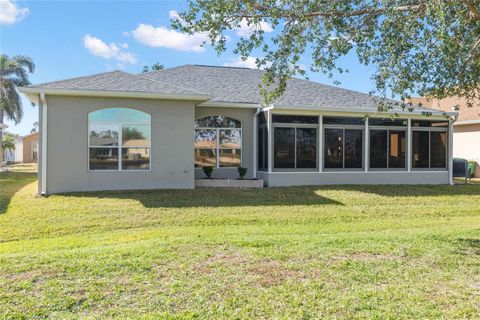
[44,95,197,194]
[453,124,480,176]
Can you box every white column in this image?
[267,109,273,173]
[364,117,369,172]
[318,115,323,172]
[448,118,454,185]
[407,118,412,172]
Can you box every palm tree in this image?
[2,132,16,153]
[0,54,35,164]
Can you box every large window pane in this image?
[412,131,430,168]
[345,129,363,168]
[370,130,388,168]
[89,108,150,123]
[258,127,267,170]
[323,117,364,125]
[296,128,317,168]
[274,128,295,168]
[220,129,241,149]
[431,132,447,168]
[89,124,118,146]
[122,125,150,147]
[389,130,406,168]
[194,116,241,128]
[369,118,407,126]
[324,129,343,169]
[89,148,118,170]
[219,149,241,167]
[194,129,217,148]
[412,120,449,128]
[194,149,217,167]
[121,148,150,170]
[272,115,318,124]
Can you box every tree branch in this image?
[237,4,427,20]
[463,0,480,20]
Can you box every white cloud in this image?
[223,57,261,69]
[235,19,273,37]
[0,0,29,25]
[131,23,209,52]
[83,34,137,64]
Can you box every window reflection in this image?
[89,124,118,146]
[88,108,151,171]
[194,116,242,168]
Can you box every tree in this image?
[174,1,480,108]
[2,132,16,154]
[0,54,35,164]
[142,62,164,73]
[31,121,38,133]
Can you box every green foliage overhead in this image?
[0,54,35,124]
[1,132,16,153]
[174,1,480,107]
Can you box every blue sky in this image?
[1,0,377,136]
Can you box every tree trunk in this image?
[0,109,4,165]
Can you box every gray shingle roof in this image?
[143,65,441,113]
[28,70,206,96]
[26,65,447,114]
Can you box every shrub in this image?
[237,167,247,179]
[203,166,213,179]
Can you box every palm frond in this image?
[0,80,23,124]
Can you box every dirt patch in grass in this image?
[192,249,314,288]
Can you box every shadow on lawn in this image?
[456,238,480,256]
[0,171,37,214]
[66,187,343,208]
[315,184,480,197]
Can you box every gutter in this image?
[252,107,262,179]
[272,103,457,117]
[18,87,211,102]
[453,119,480,126]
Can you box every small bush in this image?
[203,167,213,178]
[237,167,247,179]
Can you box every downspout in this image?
[252,107,261,179]
[40,92,47,195]
[448,113,458,185]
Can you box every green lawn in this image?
[1,171,479,319]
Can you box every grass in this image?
[0,169,479,319]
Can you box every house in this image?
[22,132,39,163]
[410,96,480,177]
[19,65,456,195]
[3,134,23,163]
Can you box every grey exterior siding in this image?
[258,171,449,187]
[194,107,256,179]
[44,96,196,193]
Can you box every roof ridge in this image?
[141,64,194,76]
[29,70,125,88]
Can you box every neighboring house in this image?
[22,132,39,163]
[3,135,23,163]
[19,65,456,195]
[410,96,480,177]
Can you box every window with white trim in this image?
[88,108,151,171]
[194,116,242,167]
[369,118,407,170]
[323,117,364,170]
[411,120,448,169]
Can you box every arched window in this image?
[194,115,242,168]
[88,108,151,171]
